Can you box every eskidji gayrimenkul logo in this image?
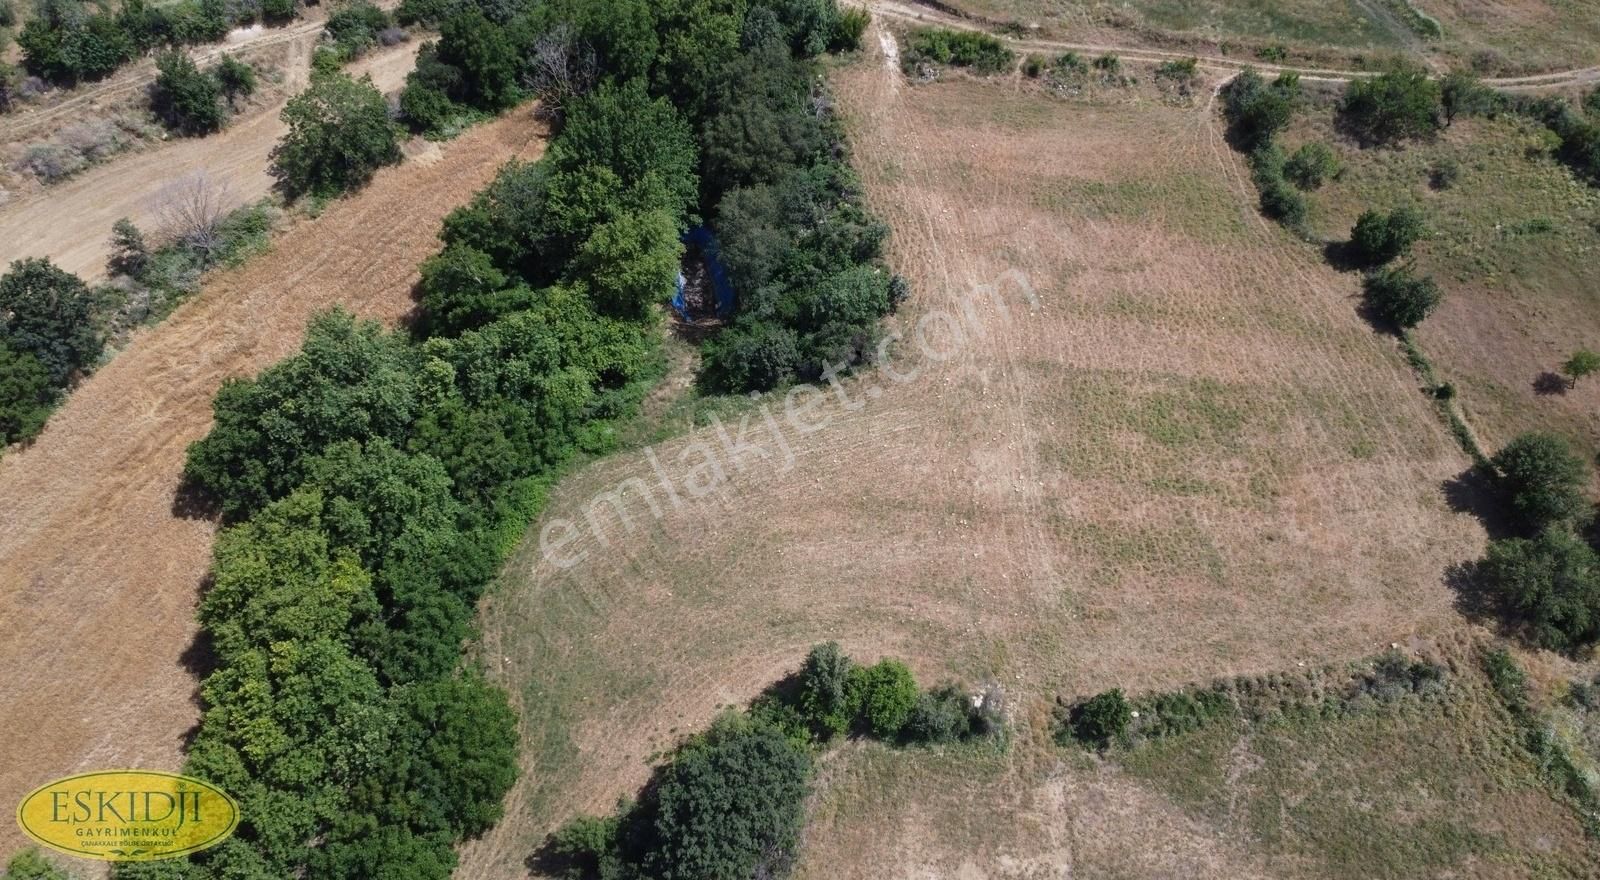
[16,770,240,861]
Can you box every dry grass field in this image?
[0,111,545,858]
[452,30,1569,878]
[925,0,1600,73]
[1280,102,1600,462]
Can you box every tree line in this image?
[109,2,896,878]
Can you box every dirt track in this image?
[0,41,421,281]
[0,110,545,858]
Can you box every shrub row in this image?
[547,643,1003,880]
[900,27,1014,76]
[1055,650,1450,750]
[151,51,257,136]
[17,0,294,88]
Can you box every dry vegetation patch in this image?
[460,35,1498,878]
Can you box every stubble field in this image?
[456,30,1549,878]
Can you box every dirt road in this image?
[0,110,545,858]
[0,41,420,281]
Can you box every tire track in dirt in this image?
[0,40,421,280]
[0,109,545,857]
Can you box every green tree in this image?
[645,715,812,880]
[1440,69,1496,125]
[0,340,53,447]
[271,70,402,198]
[1480,528,1600,652]
[1221,68,1298,150]
[324,0,392,59]
[0,257,103,387]
[417,244,511,335]
[797,641,854,735]
[214,54,258,106]
[1561,349,1600,387]
[1069,689,1130,748]
[434,9,517,111]
[1491,432,1592,531]
[1283,141,1340,189]
[1350,205,1425,265]
[108,217,149,278]
[570,209,683,320]
[1341,66,1440,142]
[1362,265,1440,329]
[845,658,919,739]
[153,50,225,135]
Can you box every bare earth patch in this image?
[0,111,545,857]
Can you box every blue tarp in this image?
[672,226,735,319]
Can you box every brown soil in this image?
[0,40,422,280]
[0,110,545,858]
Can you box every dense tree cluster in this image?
[547,644,1001,880]
[1340,66,1441,144]
[17,0,294,87]
[0,258,102,447]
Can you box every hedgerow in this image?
[546,644,1003,880]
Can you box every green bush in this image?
[1065,689,1131,748]
[214,53,257,105]
[0,341,54,447]
[1491,432,1592,532]
[395,0,462,25]
[1341,66,1441,143]
[1562,349,1600,386]
[152,50,224,135]
[644,716,812,880]
[0,0,15,27]
[902,27,1014,75]
[271,70,402,198]
[845,658,920,739]
[796,641,854,736]
[1362,265,1441,329]
[261,0,295,23]
[1349,205,1425,265]
[1480,528,1600,652]
[167,0,230,45]
[1221,68,1298,150]
[830,6,869,52]
[1440,69,1497,124]
[1,850,68,880]
[1284,141,1340,189]
[324,0,392,59]
[0,257,103,387]
[116,0,175,52]
[434,9,519,111]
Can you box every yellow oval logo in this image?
[16,770,240,861]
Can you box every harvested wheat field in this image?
[456,29,1534,880]
[0,110,544,857]
[0,39,421,280]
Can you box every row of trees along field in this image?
[6,0,296,92]
[106,2,887,879]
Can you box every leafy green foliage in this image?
[435,9,518,110]
[1439,69,1497,125]
[1480,528,1600,652]
[153,50,224,135]
[0,257,102,387]
[1362,265,1441,329]
[271,71,402,198]
[901,27,1013,74]
[1491,432,1593,532]
[0,340,53,446]
[571,209,684,320]
[1341,66,1441,143]
[1221,68,1299,150]
[796,641,853,735]
[1562,349,1600,386]
[324,0,393,60]
[1349,206,1425,265]
[2,850,68,880]
[213,54,257,105]
[1063,689,1131,748]
[1284,141,1340,190]
[845,659,919,739]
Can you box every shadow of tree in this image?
[1442,466,1519,541]
[171,472,222,521]
[1533,371,1570,396]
